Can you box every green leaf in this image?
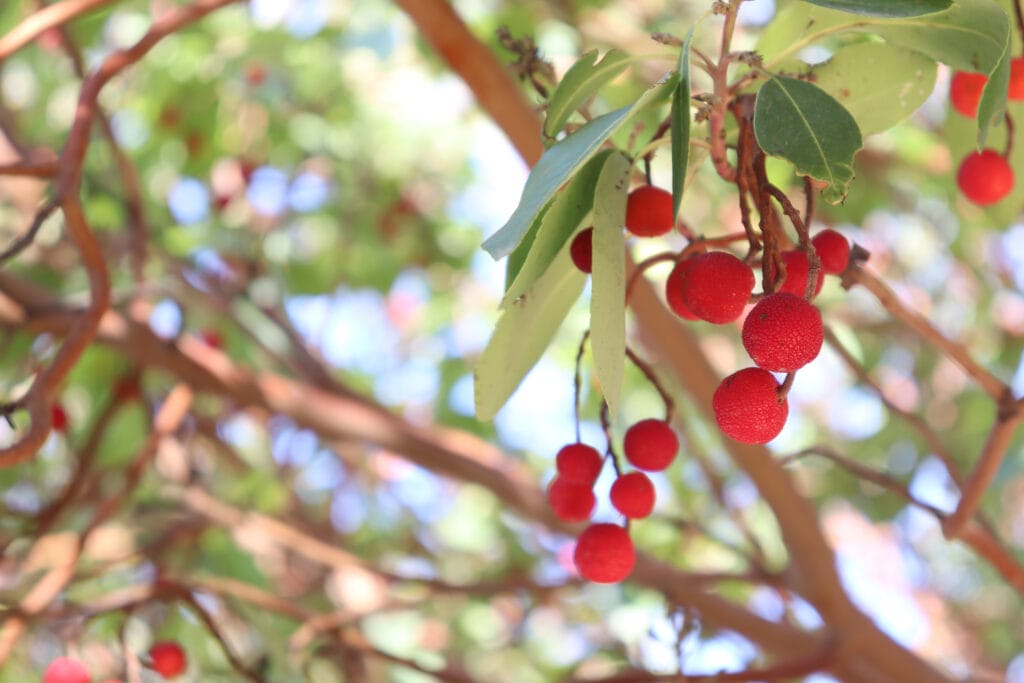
[504,204,548,290]
[590,152,630,416]
[810,42,937,136]
[482,75,677,260]
[974,40,1010,148]
[474,251,586,421]
[800,0,951,17]
[501,150,613,307]
[545,49,631,139]
[671,27,695,220]
[754,76,863,203]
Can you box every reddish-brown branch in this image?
[0,159,58,177]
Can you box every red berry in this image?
[776,249,824,299]
[625,185,674,237]
[712,368,788,444]
[623,419,678,471]
[742,293,823,372]
[51,403,68,432]
[664,258,699,320]
[43,657,91,683]
[569,228,593,273]
[949,71,987,118]
[547,477,596,522]
[811,230,850,275]
[1010,57,1024,101]
[200,329,223,349]
[610,472,655,519]
[573,523,635,583]
[680,251,755,324]
[148,641,187,679]
[957,149,1015,206]
[555,442,603,484]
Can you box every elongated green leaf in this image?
[671,27,694,220]
[973,38,1010,148]
[502,150,613,307]
[801,0,950,17]
[545,49,631,139]
[504,203,548,290]
[811,42,936,136]
[754,76,863,203]
[482,75,677,260]
[474,252,586,421]
[590,152,630,416]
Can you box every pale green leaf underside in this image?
[810,42,936,136]
[474,252,586,421]
[545,49,631,139]
[800,0,951,17]
[754,76,863,204]
[590,152,630,417]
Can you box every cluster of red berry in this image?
[548,419,678,583]
[949,58,1024,205]
[42,642,186,683]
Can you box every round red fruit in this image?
[712,367,788,444]
[810,229,850,275]
[957,149,1014,206]
[742,293,823,372]
[776,249,824,299]
[148,641,187,679]
[1010,57,1024,101]
[664,258,699,320]
[680,251,755,324]
[43,657,91,683]
[623,419,678,471]
[555,442,603,484]
[547,477,596,522]
[573,523,635,583]
[569,228,593,273]
[610,472,656,519]
[625,185,674,237]
[51,403,68,433]
[949,71,987,118]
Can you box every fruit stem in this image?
[778,372,796,400]
[599,400,622,475]
[1013,0,1024,57]
[1003,112,1015,159]
[625,346,675,421]
[574,330,590,443]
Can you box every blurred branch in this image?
[0,0,116,62]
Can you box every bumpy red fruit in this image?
[625,185,674,237]
[570,228,593,273]
[610,472,656,519]
[680,251,755,323]
[712,368,788,444]
[949,71,987,118]
[51,403,68,432]
[742,293,823,372]
[957,149,1015,206]
[1011,57,1024,101]
[664,258,699,320]
[148,641,187,679]
[573,523,635,583]
[555,442,603,484]
[43,657,91,683]
[623,419,678,471]
[776,249,824,298]
[548,477,596,522]
[810,229,850,275]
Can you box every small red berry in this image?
[148,641,187,679]
[623,419,678,471]
[610,472,656,519]
[742,293,824,372]
[949,71,987,118]
[664,258,699,320]
[573,523,635,583]
[200,329,223,349]
[625,185,674,237]
[810,229,850,275]
[569,228,593,273]
[712,367,789,444]
[43,657,91,683]
[957,149,1015,206]
[776,249,824,299]
[680,251,755,324]
[555,442,604,484]
[1010,57,1024,101]
[547,477,596,522]
[51,403,68,433]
